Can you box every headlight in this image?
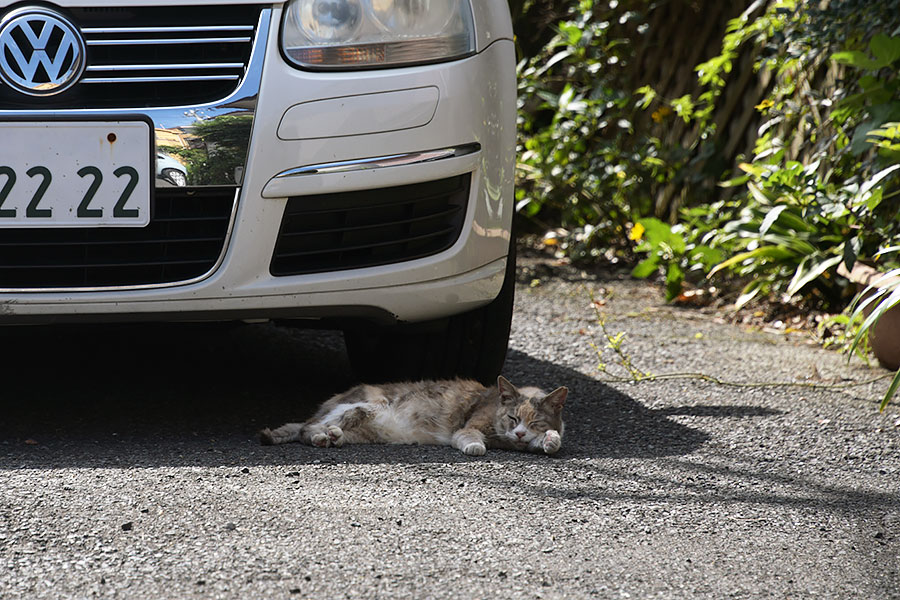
[281,0,475,70]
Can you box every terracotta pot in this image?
[838,262,900,370]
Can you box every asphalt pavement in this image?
[1,253,898,599]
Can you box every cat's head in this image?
[493,376,567,448]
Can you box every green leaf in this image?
[875,246,900,258]
[635,85,657,110]
[786,255,842,297]
[859,75,881,90]
[688,245,725,270]
[832,50,879,70]
[848,285,890,321]
[842,238,861,274]
[758,234,817,257]
[665,263,684,302]
[558,85,575,110]
[708,245,796,278]
[670,95,695,123]
[879,368,900,412]
[638,217,686,254]
[536,49,573,77]
[746,181,776,206]
[870,34,900,67]
[738,162,766,178]
[758,205,788,236]
[718,174,750,188]
[735,280,763,310]
[851,282,900,356]
[631,256,660,279]
[847,269,900,318]
[858,163,900,199]
[774,210,816,234]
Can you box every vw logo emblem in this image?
[0,8,86,96]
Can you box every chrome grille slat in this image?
[82,75,240,84]
[86,63,245,71]
[85,37,252,46]
[81,25,255,34]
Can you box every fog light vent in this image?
[270,174,470,276]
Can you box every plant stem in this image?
[586,288,894,398]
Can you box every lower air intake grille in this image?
[271,175,470,276]
[0,188,235,289]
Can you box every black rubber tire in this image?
[344,239,516,386]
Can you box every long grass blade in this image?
[879,367,900,412]
[851,282,900,354]
[759,205,788,236]
[708,246,795,278]
[786,255,842,297]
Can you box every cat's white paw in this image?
[542,430,562,455]
[326,425,344,447]
[310,432,331,447]
[311,426,344,448]
[462,442,486,456]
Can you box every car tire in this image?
[162,168,187,187]
[344,238,516,386]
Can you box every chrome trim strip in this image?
[82,75,240,84]
[81,25,254,34]
[86,63,245,71]
[0,190,240,294]
[86,37,251,46]
[272,144,482,179]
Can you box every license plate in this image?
[0,120,152,228]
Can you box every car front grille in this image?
[0,5,263,109]
[271,175,471,277]
[0,188,236,289]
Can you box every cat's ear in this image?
[497,376,518,404]
[543,386,568,412]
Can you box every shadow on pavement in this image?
[4,325,898,518]
[0,324,715,468]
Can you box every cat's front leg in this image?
[530,430,562,455]
[451,428,487,456]
[259,423,303,445]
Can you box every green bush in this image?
[514,0,900,405]
[515,0,674,261]
[694,4,900,307]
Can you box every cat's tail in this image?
[259,422,304,445]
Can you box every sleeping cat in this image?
[260,376,567,456]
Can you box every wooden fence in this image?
[623,0,772,218]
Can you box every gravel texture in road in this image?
[1,254,898,599]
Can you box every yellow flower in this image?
[616,170,627,180]
[651,106,672,123]
[628,222,645,242]
[755,99,775,111]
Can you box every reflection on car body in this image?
[156,152,187,187]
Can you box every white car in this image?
[156,153,188,187]
[0,0,516,383]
